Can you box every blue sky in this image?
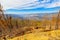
[0,0,60,14]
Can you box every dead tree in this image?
[55,10,60,30]
[0,4,7,20]
[8,16,13,32]
[14,18,19,29]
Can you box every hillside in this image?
[0,12,60,40]
[0,3,60,40]
[8,29,60,40]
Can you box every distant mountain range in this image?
[4,13,58,20]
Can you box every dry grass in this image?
[0,13,60,40]
[8,30,60,40]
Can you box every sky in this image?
[0,0,60,14]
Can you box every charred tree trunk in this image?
[16,19,18,29]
